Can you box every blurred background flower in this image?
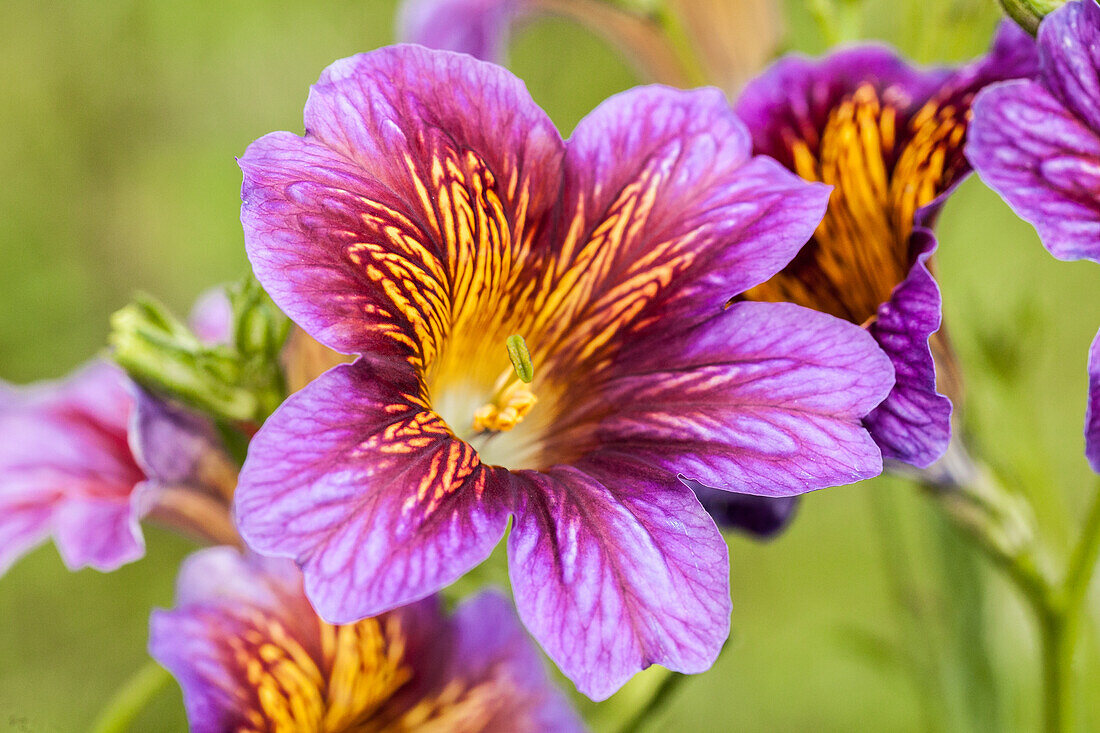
[2,1,1099,731]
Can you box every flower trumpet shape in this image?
[733,22,1038,468]
[233,45,895,699]
[150,547,583,732]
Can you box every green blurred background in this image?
[1,0,1097,730]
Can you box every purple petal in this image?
[153,548,580,732]
[735,46,952,168]
[863,230,952,467]
[53,496,144,571]
[573,302,893,497]
[0,499,52,576]
[128,388,225,486]
[443,591,587,731]
[968,78,1100,262]
[150,548,433,733]
[557,85,830,349]
[1039,0,1100,133]
[682,477,799,538]
[1087,329,1100,474]
[736,23,1035,171]
[170,545,304,609]
[508,461,730,701]
[235,361,513,624]
[397,0,523,63]
[0,361,146,575]
[240,46,563,357]
[187,287,233,345]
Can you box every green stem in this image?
[89,660,171,733]
[927,464,1100,733]
[996,0,1043,35]
[1040,485,1100,733]
[1038,608,1071,733]
[616,669,688,733]
[1060,485,1100,619]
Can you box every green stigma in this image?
[506,334,534,384]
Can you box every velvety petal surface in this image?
[968,79,1100,262]
[0,362,145,575]
[150,548,441,733]
[549,85,830,368]
[864,230,952,466]
[508,460,730,701]
[568,302,894,497]
[241,46,563,360]
[1088,329,1100,474]
[397,0,523,63]
[413,591,587,732]
[153,548,582,733]
[1040,0,1100,133]
[235,361,514,624]
[735,46,952,168]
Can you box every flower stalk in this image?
[616,669,688,733]
[926,466,1100,733]
[89,660,172,733]
[997,0,1065,34]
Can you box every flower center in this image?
[744,83,966,325]
[430,334,548,470]
[473,380,538,433]
[471,334,537,433]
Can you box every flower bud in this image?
[109,278,289,423]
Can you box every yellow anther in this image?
[471,383,538,434]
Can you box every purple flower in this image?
[733,22,1038,468]
[0,361,145,574]
[150,547,583,732]
[234,45,895,698]
[0,297,238,577]
[398,0,523,63]
[968,0,1100,263]
[397,0,805,540]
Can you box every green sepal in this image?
[108,276,289,425]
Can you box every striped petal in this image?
[151,548,583,732]
[241,46,563,364]
[508,460,730,701]
[734,23,1036,466]
[571,302,894,497]
[235,361,514,624]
